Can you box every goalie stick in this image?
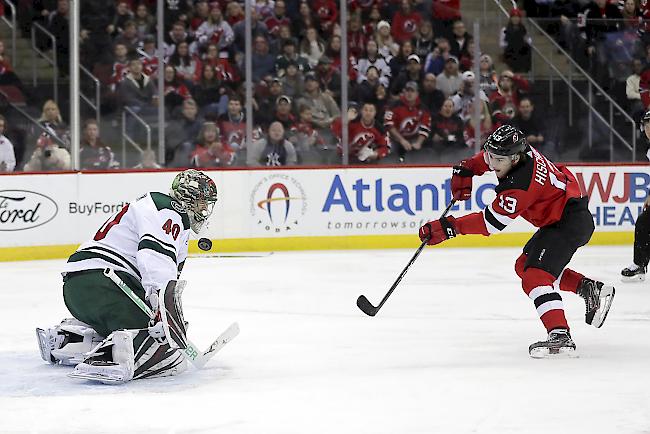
[356,199,456,317]
[103,268,239,369]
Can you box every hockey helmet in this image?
[170,169,218,233]
[483,124,527,156]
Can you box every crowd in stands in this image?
[0,0,648,173]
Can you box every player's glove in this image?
[419,216,458,246]
[451,163,474,201]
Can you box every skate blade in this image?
[35,328,53,364]
[592,285,615,329]
[621,274,645,283]
[68,370,125,384]
[529,346,579,359]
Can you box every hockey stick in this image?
[103,268,239,369]
[356,199,457,317]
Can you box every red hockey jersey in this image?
[454,147,585,236]
[384,98,431,141]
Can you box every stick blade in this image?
[356,295,379,317]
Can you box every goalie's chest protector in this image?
[63,192,191,282]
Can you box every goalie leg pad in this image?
[159,280,188,350]
[69,330,135,384]
[132,329,187,380]
[36,318,104,366]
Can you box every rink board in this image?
[0,165,642,261]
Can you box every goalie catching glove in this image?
[451,163,473,201]
[419,216,458,245]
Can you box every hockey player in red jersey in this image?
[418,125,615,358]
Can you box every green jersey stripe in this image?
[141,233,175,250]
[80,246,141,278]
[68,250,125,270]
[138,239,177,264]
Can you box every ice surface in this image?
[1,246,649,434]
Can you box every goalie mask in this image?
[170,169,218,233]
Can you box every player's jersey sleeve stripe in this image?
[487,203,515,226]
[80,246,141,278]
[142,233,175,250]
[483,206,507,234]
[137,239,177,264]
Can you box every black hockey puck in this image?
[198,238,212,251]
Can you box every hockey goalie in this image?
[36,169,218,383]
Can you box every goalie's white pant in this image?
[36,318,105,366]
[69,328,187,384]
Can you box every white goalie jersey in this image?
[63,192,191,291]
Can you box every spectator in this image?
[288,105,326,164]
[500,9,532,73]
[202,43,241,84]
[300,26,326,68]
[424,37,452,76]
[280,61,305,98]
[218,96,247,158]
[389,40,415,80]
[193,64,226,115]
[139,36,159,76]
[375,20,400,62]
[23,133,71,172]
[118,58,157,114]
[270,25,295,57]
[166,98,203,166]
[265,0,291,40]
[164,21,194,59]
[254,77,285,127]
[190,0,210,31]
[450,71,490,124]
[190,122,235,167]
[133,3,155,40]
[0,115,16,172]
[169,41,201,84]
[254,0,275,19]
[273,95,297,129]
[133,149,162,169]
[248,121,297,166]
[478,54,498,97]
[79,119,119,170]
[48,0,70,75]
[436,57,462,97]
[292,2,318,40]
[107,0,133,38]
[449,20,471,59]
[233,8,270,53]
[251,36,276,82]
[391,53,424,97]
[413,20,436,60]
[315,55,342,102]
[312,0,338,35]
[420,73,446,115]
[621,0,640,32]
[509,97,553,157]
[346,102,389,163]
[162,0,192,31]
[0,40,27,96]
[38,100,69,146]
[296,72,341,130]
[384,80,432,162]
[347,13,368,59]
[195,5,234,54]
[458,38,475,72]
[432,0,462,38]
[163,65,192,113]
[627,58,645,120]
[357,39,391,88]
[225,1,245,25]
[392,0,423,44]
[109,43,130,91]
[579,0,623,86]
[275,39,311,76]
[113,20,140,53]
[490,70,529,126]
[355,65,384,105]
[431,98,467,161]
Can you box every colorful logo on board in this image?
[250,175,306,233]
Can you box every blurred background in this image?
[0,0,647,173]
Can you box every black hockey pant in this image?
[634,207,650,268]
[63,270,150,338]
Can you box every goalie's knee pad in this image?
[36,318,104,366]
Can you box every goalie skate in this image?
[529,329,578,359]
[577,278,615,328]
[621,264,646,282]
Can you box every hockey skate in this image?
[577,278,615,328]
[529,329,578,359]
[621,264,646,282]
